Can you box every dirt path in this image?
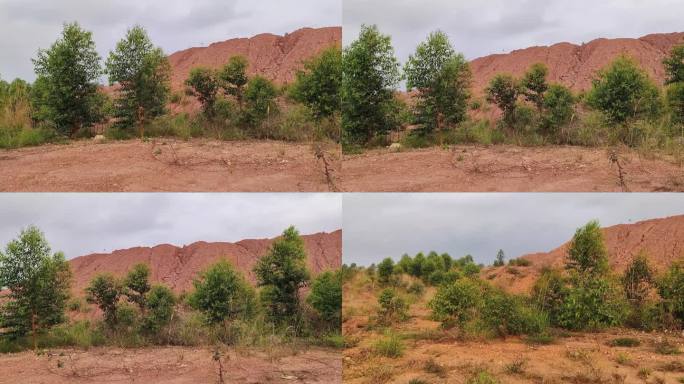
[0,346,341,384]
[0,139,340,192]
[341,145,684,192]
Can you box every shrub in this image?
[666,82,684,125]
[657,262,684,328]
[541,84,575,136]
[189,260,256,324]
[508,258,531,267]
[407,281,425,296]
[486,73,521,128]
[481,289,548,336]
[377,257,395,285]
[307,271,342,329]
[373,332,404,358]
[586,55,661,123]
[85,273,122,327]
[555,277,627,331]
[289,47,341,120]
[466,370,499,384]
[429,278,481,327]
[566,220,609,277]
[141,285,175,336]
[609,337,640,347]
[377,288,408,323]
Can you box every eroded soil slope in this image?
[0,139,340,192]
[470,32,684,94]
[341,145,684,192]
[0,346,341,384]
[486,215,684,294]
[69,230,342,294]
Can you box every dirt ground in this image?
[0,345,341,384]
[0,139,340,192]
[341,145,684,192]
[343,273,684,384]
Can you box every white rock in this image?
[389,143,402,152]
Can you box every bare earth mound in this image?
[470,32,684,94]
[0,139,340,192]
[341,145,684,192]
[486,215,684,294]
[0,346,341,384]
[69,230,342,294]
[168,27,341,89]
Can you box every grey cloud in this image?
[342,194,684,267]
[0,0,341,81]
[0,194,341,260]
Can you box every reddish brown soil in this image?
[0,139,340,192]
[344,273,684,384]
[486,215,684,294]
[341,145,684,192]
[470,32,684,94]
[167,27,341,90]
[0,346,340,384]
[69,230,342,294]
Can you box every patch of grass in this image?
[655,340,681,355]
[424,358,447,377]
[466,370,499,384]
[504,359,526,375]
[508,258,532,267]
[609,337,640,347]
[318,333,344,349]
[524,333,556,345]
[616,353,632,366]
[638,367,651,379]
[372,332,404,358]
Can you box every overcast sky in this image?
[0,194,341,259]
[344,0,684,71]
[343,194,684,266]
[0,0,341,82]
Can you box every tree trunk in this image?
[31,311,37,351]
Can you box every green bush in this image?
[377,288,408,323]
[141,285,175,336]
[555,277,627,331]
[189,260,256,324]
[307,271,342,329]
[407,281,426,296]
[429,278,481,327]
[480,289,548,336]
[372,332,404,358]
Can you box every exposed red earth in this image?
[486,215,684,294]
[470,32,684,94]
[68,230,342,295]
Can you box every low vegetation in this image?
[0,226,342,353]
[342,25,684,159]
[1,22,340,150]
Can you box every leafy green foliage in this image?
[85,273,122,327]
[290,47,341,119]
[494,249,505,267]
[666,82,684,125]
[521,63,549,112]
[32,22,103,136]
[243,76,278,129]
[541,84,575,135]
[123,263,151,311]
[587,55,661,123]
[342,24,401,146]
[106,25,170,131]
[486,74,521,127]
[555,277,627,331]
[377,288,408,323]
[254,226,310,321]
[307,271,342,328]
[185,67,219,117]
[657,262,684,327]
[429,278,481,326]
[189,260,255,324]
[218,56,249,110]
[404,31,471,132]
[377,257,395,285]
[0,226,71,347]
[566,220,609,277]
[141,285,175,335]
[622,252,654,306]
[664,43,684,85]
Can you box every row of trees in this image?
[2,22,342,145]
[342,24,684,149]
[0,226,341,351]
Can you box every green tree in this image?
[254,226,311,321]
[342,24,401,146]
[0,226,71,349]
[377,288,408,323]
[404,31,471,132]
[185,67,219,117]
[307,271,342,328]
[123,263,151,311]
[142,285,175,335]
[429,278,481,327]
[486,73,521,127]
[85,273,122,327]
[556,277,626,331]
[622,252,654,306]
[663,43,684,85]
[541,84,575,134]
[243,76,278,129]
[189,260,255,324]
[493,249,505,267]
[657,262,684,326]
[290,47,341,119]
[566,220,609,277]
[106,25,171,133]
[218,55,249,110]
[32,22,103,136]
[666,82,684,125]
[586,55,661,123]
[521,63,549,113]
[377,257,395,285]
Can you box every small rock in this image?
[93,134,106,143]
[388,143,402,152]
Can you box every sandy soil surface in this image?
[341,145,684,192]
[0,346,341,384]
[0,139,339,192]
[344,273,684,384]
